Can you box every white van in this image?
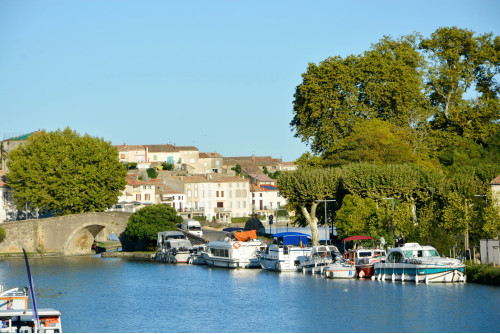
[181,219,203,237]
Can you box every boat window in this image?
[404,250,416,258]
[375,251,386,257]
[388,251,404,263]
[359,252,372,258]
[424,249,439,257]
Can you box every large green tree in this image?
[291,34,428,157]
[125,204,182,248]
[7,127,127,215]
[277,168,341,245]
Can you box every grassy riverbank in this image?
[465,263,500,286]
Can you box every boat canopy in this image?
[234,230,257,242]
[272,232,310,246]
[342,236,374,242]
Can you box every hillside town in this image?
[0,131,298,224]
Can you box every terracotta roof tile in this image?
[491,175,500,185]
[199,152,222,158]
[182,174,249,184]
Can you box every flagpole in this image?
[22,249,41,332]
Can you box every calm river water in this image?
[1,256,499,333]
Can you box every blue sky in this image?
[1,0,499,161]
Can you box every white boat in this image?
[296,245,340,274]
[201,230,266,269]
[156,231,193,263]
[188,244,207,265]
[258,232,312,272]
[0,308,62,333]
[0,284,62,333]
[323,257,356,279]
[373,243,466,283]
[0,285,28,310]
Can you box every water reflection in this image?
[0,256,498,333]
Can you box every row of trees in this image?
[292,26,499,169]
[283,26,499,253]
[278,163,500,253]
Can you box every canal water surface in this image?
[1,256,499,333]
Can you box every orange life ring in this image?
[233,242,241,249]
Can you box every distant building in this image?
[1,131,41,171]
[181,174,251,223]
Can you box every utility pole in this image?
[315,200,336,244]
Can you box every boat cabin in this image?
[0,309,62,333]
[0,286,28,311]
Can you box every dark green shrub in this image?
[0,226,6,243]
[466,264,500,286]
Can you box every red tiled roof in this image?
[199,152,222,158]
[182,174,249,184]
[491,175,500,185]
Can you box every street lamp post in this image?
[382,197,395,248]
[315,200,336,244]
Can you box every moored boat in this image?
[201,230,266,269]
[0,308,62,333]
[323,257,356,279]
[374,243,466,283]
[0,285,28,310]
[296,245,340,274]
[156,231,193,263]
[258,232,311,271]
[344,236,386,279]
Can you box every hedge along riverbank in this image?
[465,264,500,286]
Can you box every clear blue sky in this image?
[1,0,499,161]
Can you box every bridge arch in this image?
[62,222,108,255]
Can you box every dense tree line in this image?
[282,27,500,253]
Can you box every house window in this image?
[153,155,157,161]
[221,191,224,197]
[216,191,219,197]
[136,194,141,201]
[145,194,150,201]
[120,154,125,159]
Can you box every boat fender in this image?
[275,262,279,270]
[233,242,241,249]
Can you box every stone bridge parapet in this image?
[0,212,131,256]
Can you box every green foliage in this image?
[125,204,182,247]
[146,167,158,179]
[291,27,499,170]
[125,163,137,170]
[0,226,6,243]
[161,162,174,171]
[466,264,500,286]
[6,127,127,215]
[325,119,428,167]
[278,168,342,245]
[231,164,242,175]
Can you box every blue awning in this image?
[282,235,309,245]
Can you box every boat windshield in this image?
[358,251,372,258]
[404,249,439,258]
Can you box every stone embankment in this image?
[101,252,154,259]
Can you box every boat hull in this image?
[202,255,260,269]
[374,264,466,283]
[356,264,375,279]
[323,262,356,279]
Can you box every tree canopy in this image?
[125,204,182,248]
[7,128,127,215]
[292,27,499,169]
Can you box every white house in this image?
[181,174,251,223]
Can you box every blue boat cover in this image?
[272,232,310,246]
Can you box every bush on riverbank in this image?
[0,226,5,243]
[466,264,500,286]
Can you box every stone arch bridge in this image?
[0,212,132,256]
